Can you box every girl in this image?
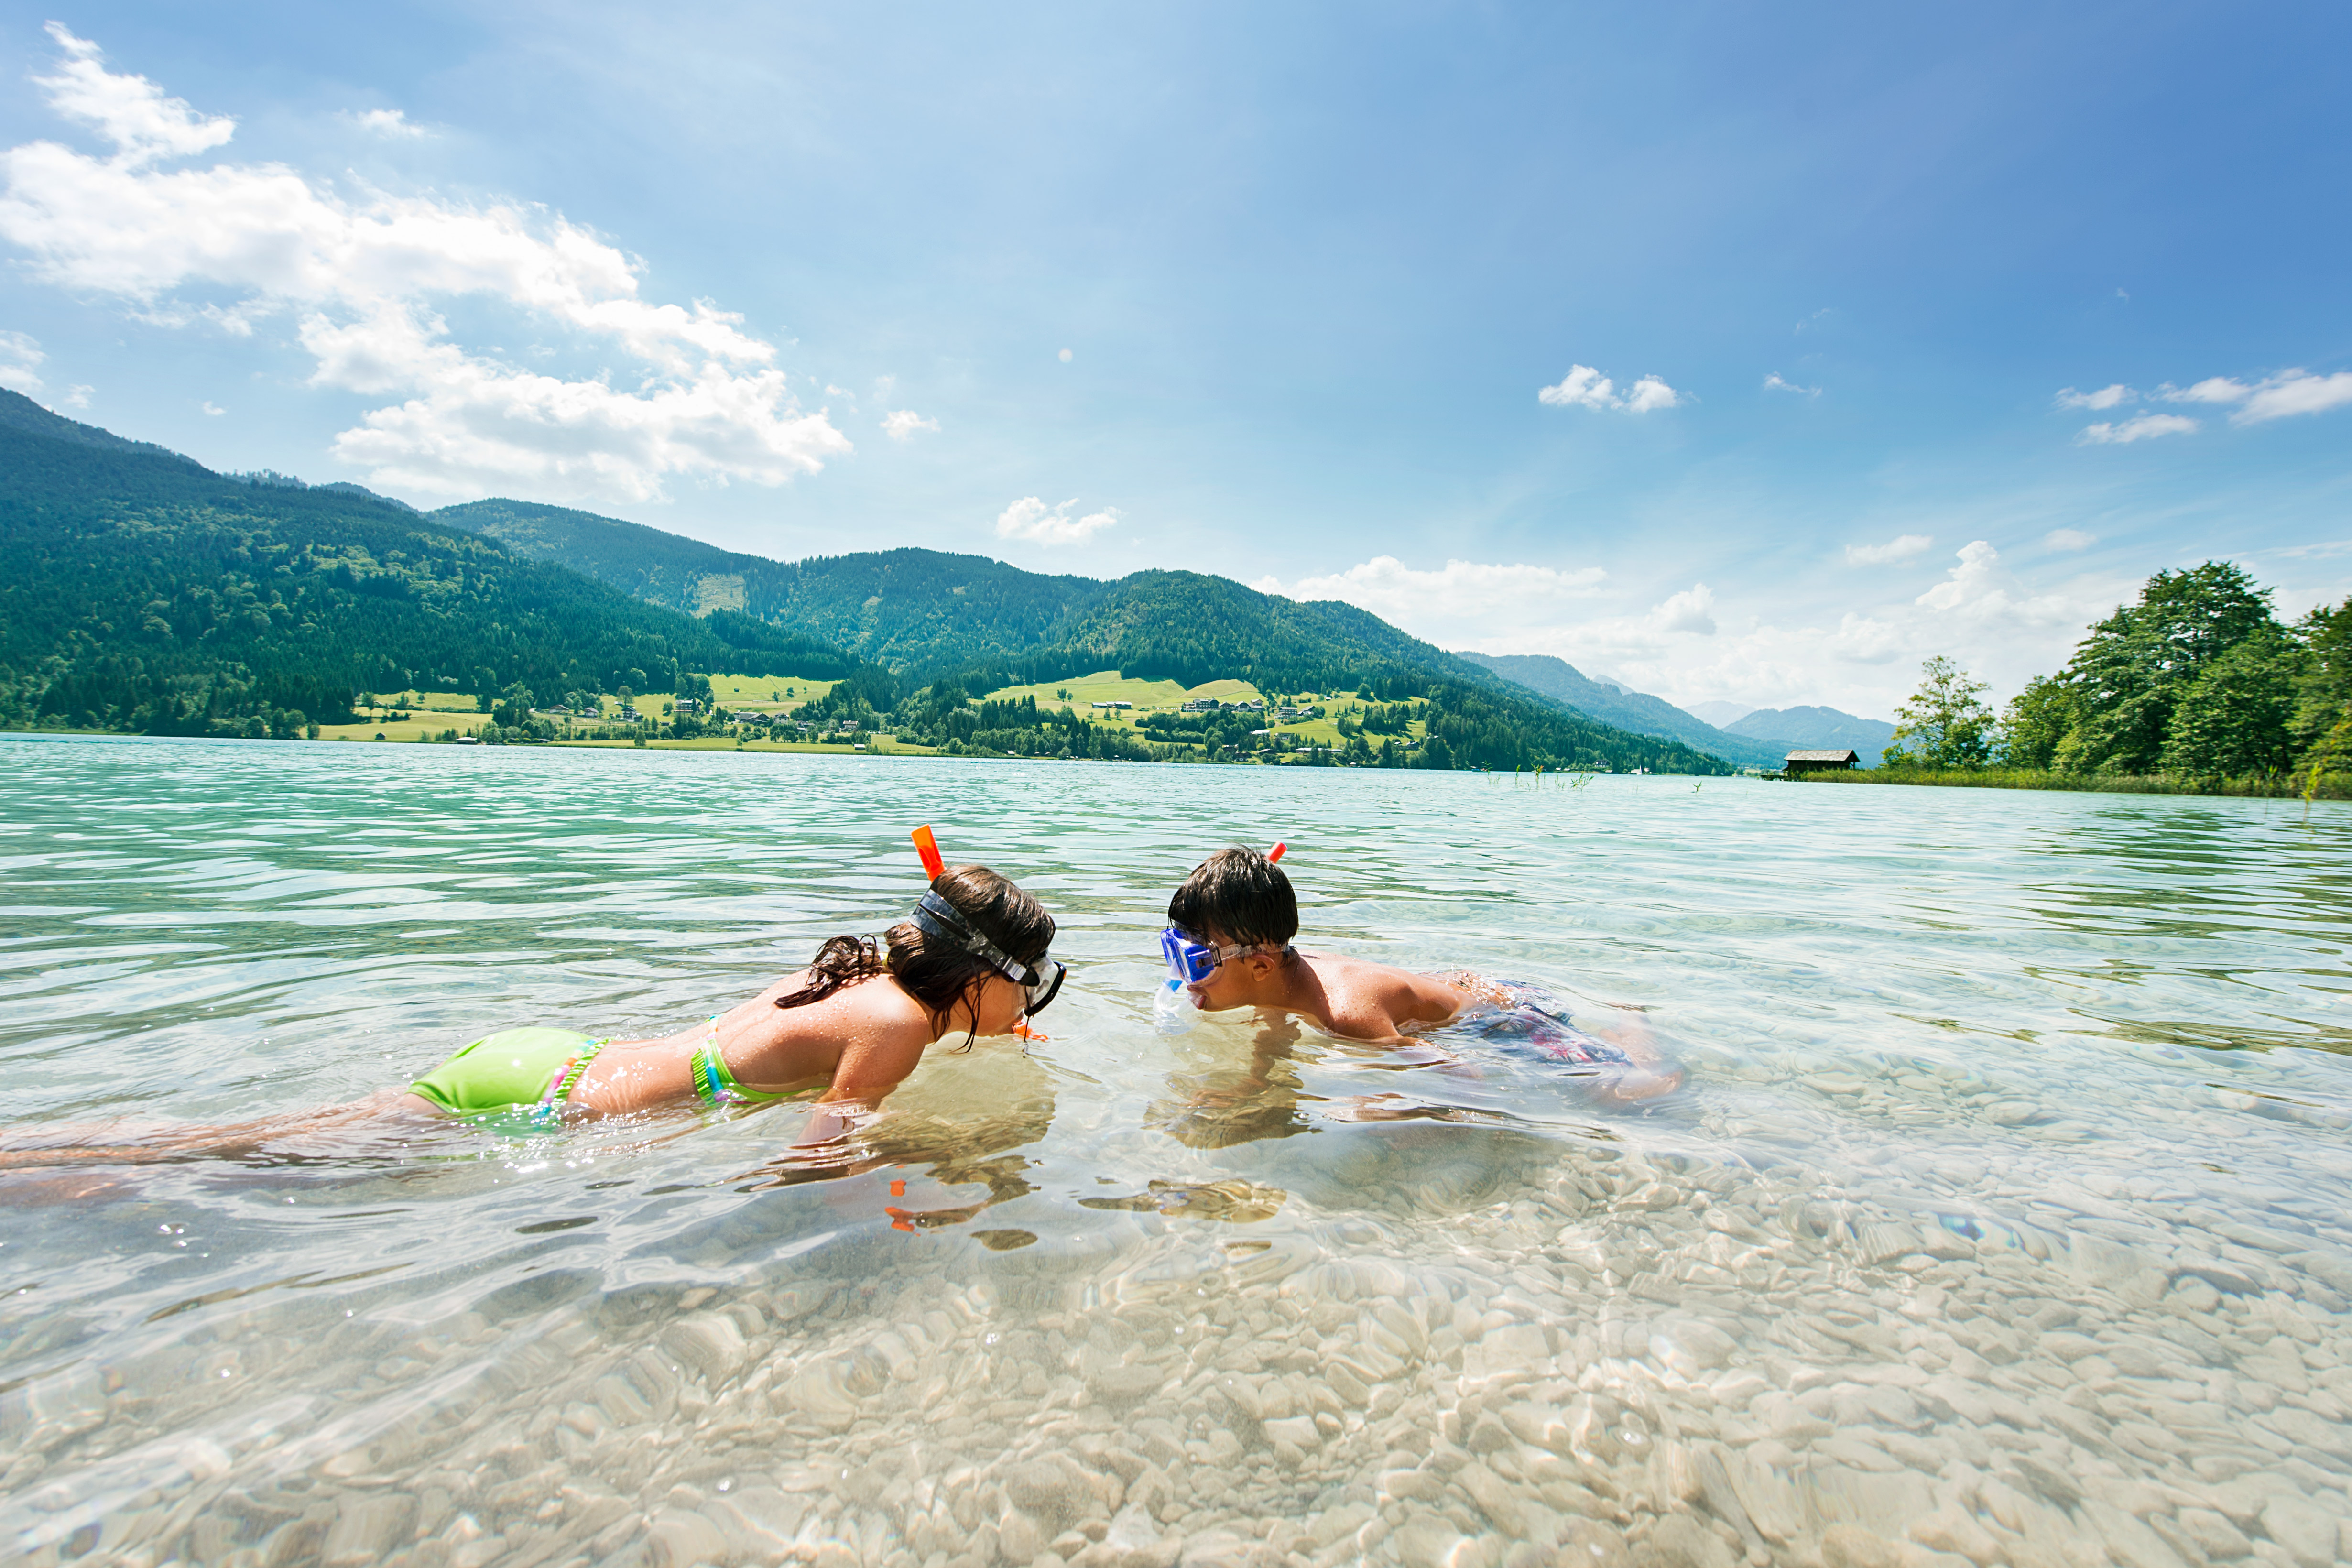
[411,862,1062,1124]
[1,863,1064,1169]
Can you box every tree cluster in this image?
[1884,563,2352,786]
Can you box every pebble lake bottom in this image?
[0,737,2349,1568]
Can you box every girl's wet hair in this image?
[779,864,1055,1046]
[1168,846,1297,950]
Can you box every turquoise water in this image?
[3,736,2350,1568]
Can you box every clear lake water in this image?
[1,736,2349,1568]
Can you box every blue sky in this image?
[2,3,2347,716]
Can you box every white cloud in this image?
[1763,372,1819,397]
[2055,384,2132,410]
[995,496,1119,545]
[1622,375,1680,413]
[201,400,224,415]
[2156,368,2352,425]
[350,109,426,140]
[1914,541,2080,629]
[1058,348,1072,363]
[1537,364,1682,413]
[2235,370,2352,424]
[33,23,235,169]
[0,29,849,502]
[61,384,90,408]
[880,409,938,441]
[2044,528,2097,551]
[2078,413,2197,445]
[0,329,44,392]
[1649,583,1716,635]
[1537,365,1614,409]
[1260,556,1608,625]
[1844,533,1933,566]
[2160,377,2249,406]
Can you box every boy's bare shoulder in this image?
[1294,951,1466,1040]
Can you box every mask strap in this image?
[914,892,1038,984]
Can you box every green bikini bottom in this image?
[409,1027,604,1119]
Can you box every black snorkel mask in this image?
[911,890,1066,1018]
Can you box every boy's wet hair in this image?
[1168,847,1297,949]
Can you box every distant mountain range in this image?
[1453,651,1895,766]
[1717,705,1897,766]
[1681,699,1755,728]
[0,393,1733,773]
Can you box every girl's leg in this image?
[0,1089,446,1170]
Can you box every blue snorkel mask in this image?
[914,891,1066,1017]
[1159,926,1269,986]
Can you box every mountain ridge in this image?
[1453,651,1786,767]
[0,402,1732,773]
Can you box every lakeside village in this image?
[312,675,1507,768]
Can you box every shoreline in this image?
[1793,765,2352,802]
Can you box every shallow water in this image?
[3,737,2350,1568]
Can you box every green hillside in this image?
[5,398,1732,771]
[0,393,865,737]
[439,500,1733,771]
[437,500,1108,671]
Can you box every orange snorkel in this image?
[912,824,946,882]
[1267,841,1287,864]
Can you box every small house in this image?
[1785,749,1860,774]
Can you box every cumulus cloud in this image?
[1648,583,1716,635]
[1844,534,1933,566]
[1441,539,2124,719]
[2056,384,2133,410]
[2078,413,2197,445]
[2045,528,2097,551]
[1914,541,2080,629]
[1537,364,1681,413]
[201,400,224,415]
[880,409,938,441]
[0,329,44,392]
[1258,556,1609,624]
[33,23,235,168]
[996,496,1119,545]
[1763,372,1819,397]
[0,28,849,501]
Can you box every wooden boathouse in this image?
[1785,749,1861,774]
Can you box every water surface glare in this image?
[3,736,2351,1568]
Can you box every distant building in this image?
[1786,749,1860,773]
[674,698,699,714]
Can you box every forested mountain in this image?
[1723,705,1897,766]
[436,498,1735,771]
[437,500,1109,671]
[1454,651,1784,766]
[5,398,1732,771]
[0,392,863,736]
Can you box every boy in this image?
[1161,846,1680,1100]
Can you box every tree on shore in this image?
[1997,675,2076,769]
[1888,561,2351,786]
[2055,562,2278,773]
[1882,656,1995,768]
